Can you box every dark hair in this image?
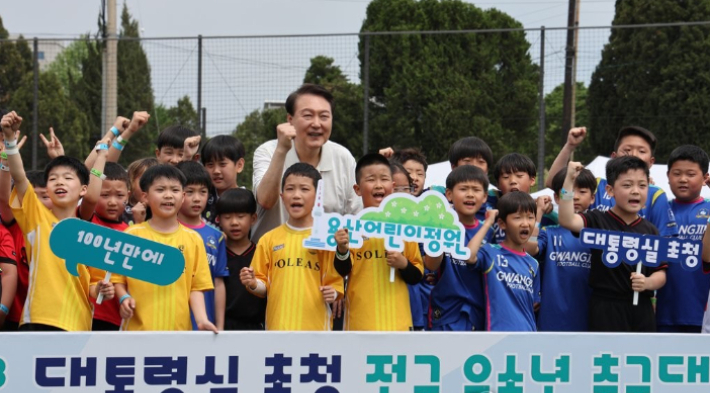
[606,156,649,187]
[103,162,130,188]
[448,136,494,170]
[667,145,709,174]
[26,170,47,188]
[613,126,657,155]
[156,125,199,150]
[216,188,257,216]
[44,156,90,186]
[139,164,187,192]
[550,167,597,196]
[127,157,159,186]
[446,165,489,191]
[392,148,428,172]
[281,162,321,191]
[391,162,413,189]
[355,153,392,184]
[497,191,537,222]
[176,161,212,189]
[492,153,536,183]
[285,83,334,116]
[200,135,246,165]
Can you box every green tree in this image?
[9,72,92,169]
[153,96,199,133]
[360,0,539,162]
[0,16,33,110]
[234,107,287,189]
[46,39,89,96]
[587,1,710,162]
[303,56,363,156]
[116,4,156,166]
[542,82,589,167]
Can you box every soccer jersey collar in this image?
[673,196,704,205]
[606,209,642,227]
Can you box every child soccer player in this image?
[342,154,424,331]
[392,148,427,197]
[658,145,710,332]
[88,162,130,331]
[391,162,414,194]
[490,153,556,243]
[448,136,495,220]
[239,163,347,331]
[2,111,113,331]
[0,170,50,331]
[114,165,217,332]
[155,125,201,166]
[217,188,266,330]
[559,157,668,332]
[201,135,246,224]
[427,165,493,331]
[125,157,158,225]
[547,126,677,237]
[176,161,229,331]
[465,192,540,331]
[526,168,596,331]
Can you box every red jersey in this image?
[4,221,28,324]
[89,214,129,327]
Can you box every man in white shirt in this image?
[252,84,362,242]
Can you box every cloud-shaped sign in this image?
[361,194,460,230]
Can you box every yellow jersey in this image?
[10,184,92,331]
[113,222,213,331]
[344,238,423,331]
[251,224,344,331]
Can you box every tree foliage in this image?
[543,82,589,166]
[359,0,539,162]
[0,16,32,110]
[587,0,710,163]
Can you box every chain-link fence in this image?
[3,21,709,185]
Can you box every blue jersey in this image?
[656,198,710,327]
[429,222,494,331]
[475,243,540,331]
[591,178,678,237]
[185,222,229,329]
[536,225,592,331]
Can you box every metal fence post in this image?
[362,34,370,156]
[537,26,546,191]
[197,35,204,138]
[32,37,39,171]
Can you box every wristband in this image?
[529,236,538,243]
[0,164,8,172]
[112,140,125,151]
[90,168,107,180]
[535,222,541,229]
[560,188,574,201]
[95,143,109,151]
[119,294,132,305]
[110,126,120,137]
[3,139,17,148]
[336,249,350,261]
[0,152,7,159]
[117,135,128,146]
[0,304,8,315]
[3,147,18,156]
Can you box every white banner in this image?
[1,332,709,392]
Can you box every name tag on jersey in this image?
[303,180,470,260]
[580,228,701,271]
[50,218,185,285]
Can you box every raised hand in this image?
[39,127,65,159]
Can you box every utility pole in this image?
[102,0,118,134]
[561,0,580,147]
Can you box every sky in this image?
[3,0,617,136]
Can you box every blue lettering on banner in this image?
[580,228,701,271]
